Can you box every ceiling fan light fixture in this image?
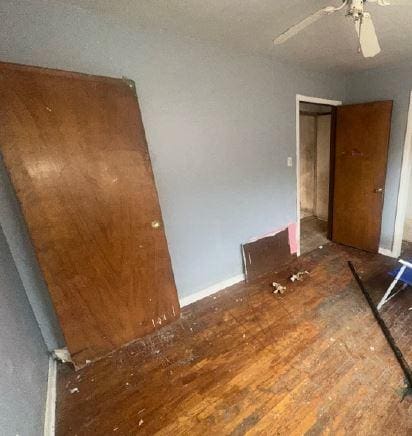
[272,0,392,58]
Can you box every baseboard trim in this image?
[378,247,397,258]
[44,356,57,436]
[179,274,245,307]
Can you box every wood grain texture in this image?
[56,242,412,435]
[332,101,392,252]
[0,62,180,368]
[242,229,294,282]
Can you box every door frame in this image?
[387,91,412,258]
[296,94,342,256]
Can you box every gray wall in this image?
[0,0,346,300]
[0,224,48,435]
[0,158,65,350]
[0,0,409,353]
[345,65,412,250]
[316,115,332,222]
[0,0,347,346]
[299,114,317,218]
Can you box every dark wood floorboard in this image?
[56,243,412,435]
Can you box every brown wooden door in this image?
[0,62,180,368]
[331,101,392,252]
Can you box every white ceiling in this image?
[61,0,412,72]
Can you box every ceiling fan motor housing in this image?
[273,0,382,58]
[350,0,365,20]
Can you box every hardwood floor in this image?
[56,243,412,435]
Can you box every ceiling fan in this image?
[273,0,409,58]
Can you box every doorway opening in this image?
[297,96,394,256]
[298,101,333,255]
[296,95,342,256]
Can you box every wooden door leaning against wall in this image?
[0,62,180,369]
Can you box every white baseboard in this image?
[179,274,245,307]
[44,356,57,436]
[378,247,397,258]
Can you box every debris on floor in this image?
[272,282,286,294]
[348,261,412,398]
[53,347,73,363]
[70,387,79,394]
[242,226,296,282]
[289,270,310,282]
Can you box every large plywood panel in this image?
[0,62,180,368]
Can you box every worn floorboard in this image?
[56,243,412,435]
[300,216,329,255]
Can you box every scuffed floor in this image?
[56,243,412,435]
[300,216,329,255]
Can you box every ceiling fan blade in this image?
[273,6,340,45]
[367,0,412,5]
[355,12,381,57]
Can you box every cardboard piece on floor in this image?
[242,228,296,282]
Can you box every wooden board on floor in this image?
[242,229,294,282]
[0,62,180,368]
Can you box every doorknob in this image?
[374,188,384,193]
[151,220,161,228]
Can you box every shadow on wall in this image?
[0,157,65,351]
[0,224,49,435]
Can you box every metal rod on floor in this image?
[347,261,412,392]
